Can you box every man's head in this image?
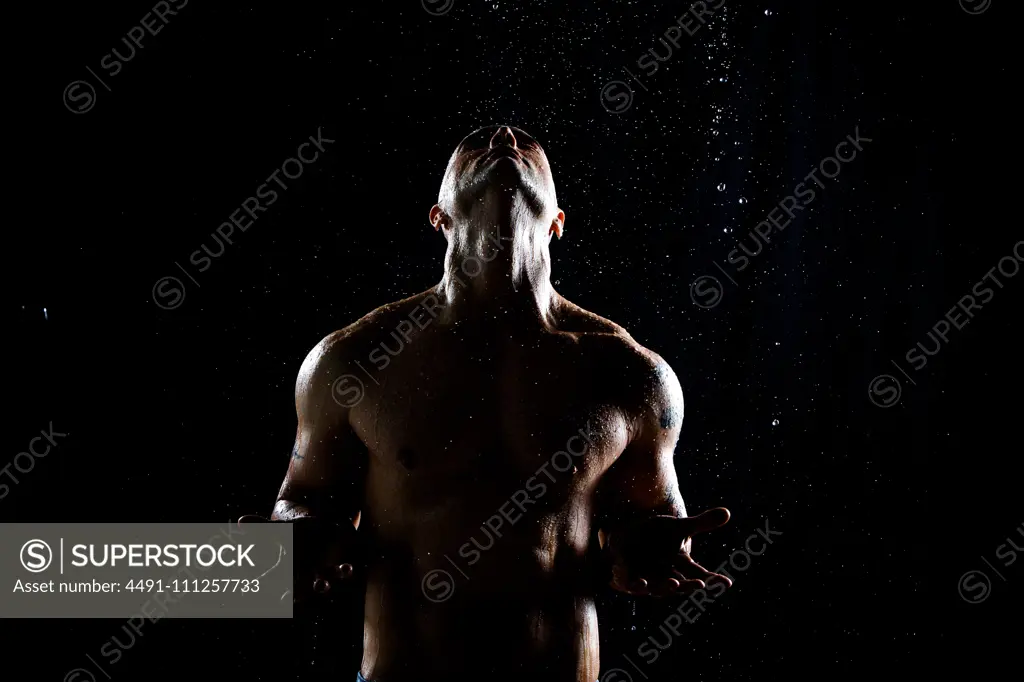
[430,125,564,240]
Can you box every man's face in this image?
[438,125,558,220]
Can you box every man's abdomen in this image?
[359,486,602,680]
[362,570,600,681]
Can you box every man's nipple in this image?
[397,447,419,471]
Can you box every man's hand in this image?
[238,514,360,604]
[604,507,734,597]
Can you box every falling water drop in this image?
[738,197,747,204]
[772,419,780,426]
[717,183,726,191]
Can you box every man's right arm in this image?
[273,330,367,525]
[267,331,369,598]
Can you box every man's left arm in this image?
[595,352,733,597]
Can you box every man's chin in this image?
[477,158,530,187]
[453,164,548,213]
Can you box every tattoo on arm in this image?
[659,405,680,429]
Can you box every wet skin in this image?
[262,126,733,682]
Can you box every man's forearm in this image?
[599,496,688,534]
[271,499,318,521]
[272,499,361,528]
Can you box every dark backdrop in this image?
[8,1,1018,680]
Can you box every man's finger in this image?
[648,576,680,596]
[673,555,733,588]
[672,507,730,539]
[666,568,706,595]
[675,578,708,595]
[671,569,706,593]
[622,577,649,596]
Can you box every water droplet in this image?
[738,197,747,204]
[772,419,780,426]
[717,183,726,191]
[765,9,773,16]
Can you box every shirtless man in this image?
[261,126,733,681]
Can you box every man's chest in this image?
[348,332,630,498]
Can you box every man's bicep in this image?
[596,353,688,527]
[273,332,367,520]
[275,420,366,519]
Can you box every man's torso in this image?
[335,291,655,681]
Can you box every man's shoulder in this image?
[554,298,683,430]
[554,297,678,389]
[300,288,439,373]
[553,296,631,338]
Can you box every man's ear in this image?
[429,205,445,231]
[548,210,565,239]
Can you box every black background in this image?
[7,1,1019,680]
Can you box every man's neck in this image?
[436,197,557,328]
